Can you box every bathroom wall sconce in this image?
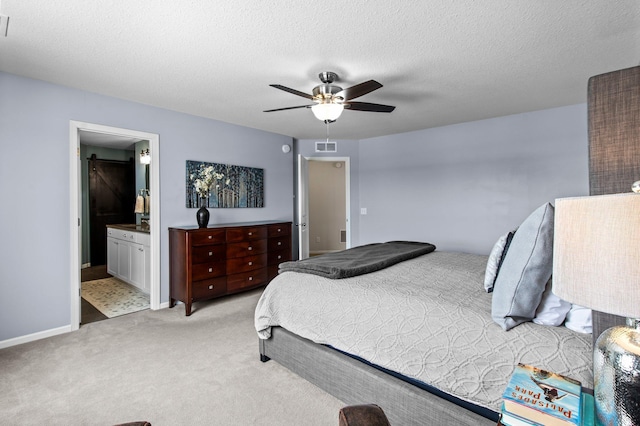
[140,148,151,164]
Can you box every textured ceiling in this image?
[0,1,638,140]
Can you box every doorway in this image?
[298,156,351,259]
[69,121,160,332]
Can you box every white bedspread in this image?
[254,251,593,412]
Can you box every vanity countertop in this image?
[107,223,150,234]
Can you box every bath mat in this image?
[81,277,149,318]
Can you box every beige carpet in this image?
[0,289,345,425]
[82,277,149,318]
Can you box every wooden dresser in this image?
[169,221,292,316]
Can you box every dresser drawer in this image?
[268,248,291,266]
[267,264,279,281]
[191,261,226,281]
[227,253,267,274]
[226,226,267,242]
[268,236,291,252]
[192,277,227,300]
[192,244,226,264]
[226,239,267,258]
[268,223,291,237]
[190,229,226,246]
[227,268,268,293]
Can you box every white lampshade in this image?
[311,103,344,121]
[553,192,640,318]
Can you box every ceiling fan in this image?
[264,71,395,123]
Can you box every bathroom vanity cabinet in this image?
[106,225,151,293]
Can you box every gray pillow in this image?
[491,203,554,330]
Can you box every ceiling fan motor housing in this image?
[312,71,343,103]
[313,84,343,102]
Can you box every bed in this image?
[254,204,593,425]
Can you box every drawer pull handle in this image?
[209,251,213,256]
[278,228,281,232]
[277,242,282,246]
[208,267,213,272]
[277,255,282,260]
[248,261,253,266]
[208,235,212,239]
[248,247,253,251]
[248,232,253,236]
[208,285,214,290]
[248,277,253,281]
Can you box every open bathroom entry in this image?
[69,121,160,331]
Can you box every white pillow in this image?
[564,305,592,333]
[532,279,571,326]
[484,231,514,292]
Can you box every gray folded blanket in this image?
[278,241,436,279]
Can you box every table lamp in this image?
[553,191,640,425]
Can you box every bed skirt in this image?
[259,326,497,426]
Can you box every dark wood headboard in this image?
[588,65,640,344]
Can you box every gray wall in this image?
[0,70,589,344]
[295,105,588,255]
[358,104,589,254]
[0,71,293,342]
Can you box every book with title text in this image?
[502,363,582,426]
[500,393,595,426]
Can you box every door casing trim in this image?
[69,121,161,331]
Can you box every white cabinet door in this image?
[107,237,119,276]
[130,243,146,290]
[143,243,151,292]
[117,240,131,281]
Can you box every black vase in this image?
[196,199,210,228]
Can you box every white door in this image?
[74,135,82,325]
[297,155,309,259]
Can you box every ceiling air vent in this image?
[315,141,337,153]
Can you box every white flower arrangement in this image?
[191,164,224,198]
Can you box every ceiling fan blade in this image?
[344,101,395,113]
[337,80,383,101]
[269,84,314,100]
[263,105,313,112]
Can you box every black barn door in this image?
[88,154,135,265]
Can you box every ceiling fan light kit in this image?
[311,102,344,121]
[265,71,395,123]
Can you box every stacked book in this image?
[499,363,594,426]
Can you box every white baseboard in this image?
[1,303,170,349]
[0,325,72,349]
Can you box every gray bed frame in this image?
[259,326,497,426]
